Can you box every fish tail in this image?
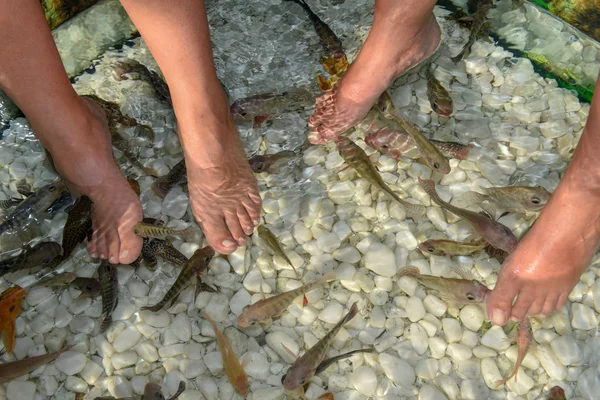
[452,39,473,63]
[418,178,443,206]
[100,315,112,333]
[397,266,421,278]
[341,302,359,325]
[141,302,164,313]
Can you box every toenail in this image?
[100,254,106,259]
[246,226,253,232]
[222,240,236,247]
[109,256,117,264]
[253,220,259,226]
[90,253,97,258]
[510,316,519,322]
[120,250,129,260]
[491,309,506,325]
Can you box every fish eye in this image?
[433,162,441,169]
[48,185,56,191]
[9,305,15,312]
[427,247,435,253]
[381,144,389,149]
[466,293,476,301]
[281,374,287,384]
[531,196,541,204]
[255,162,264,171]
[298,376,306,384]
[432,103,439,112]
[240,112,247,117]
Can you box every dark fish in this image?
[0,180,67,235]
[141,238,189,270]
[73,277,102,298]
[452,0,493,62]
[15,179,32,197]
[0,241,62,277]
[426,67,453,117]
[248,151,296,174]
[46,192,74,216]
[151,159,187,199]
[114,59,171,105]
[0,198,22,216]
[284,0,345,59]
[98,262,119,333]
[315,348,374,375]
[35,272,77,288]
[61,196,93,259]
[0,344,74,383]
[142,246,215,312]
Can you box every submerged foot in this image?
[43,97,143,264]
[486,185,599,324]
[177,97,261,255]
[308,14,441,144]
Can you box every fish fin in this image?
[166,381,186,400]
[302,295,308,307]
[397,266,421,278]
[2,321,16,353]
[415,157,428,167]
[480,202,498,219]
[451,265,475,280]
[479,210,494,220]
[460,191,486,206]
[281,342,298,360]
[259,280,266,300]
[498,210,510,219]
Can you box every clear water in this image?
[0,0,599,399]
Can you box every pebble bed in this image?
[0,1,599,399]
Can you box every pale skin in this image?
[0,0,261,263]
[309,0,600,323]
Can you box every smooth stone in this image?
[351,365,378,396]
[459,305,485,331]
[172,313,192,342]
[447,343,473,361]
[442,318,462,344]
[179,359,207,379]
[406,297,426,322]
[536,344,568,380]
[205,293,230,322]
[379,353,416,386]
[364,242,397,277]
[55,351,87,375]
[415,359,439,380]
[571,303,598,330]
[113,326,142,352]
[135,342,159,363]
[242,351,269,380]
[266,331,299,363]
[481,326,510,351]
[410,323,429,355]
[80,360,104,385]
[6,381,36,400]
[550,335,582,366]
[318,302,344,324]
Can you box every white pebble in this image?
[364,242,397,277]
[447,343,473,361]
[406,297,426,322]
[319,302,343,324]
[550,335,582,366]
[351,365,377,396]
[410,323,429,355]
[80,360,104,385]
[266,331,299,363]
[442,318,462,343]
[429,337,448,359]
[571,303,598,330]
[379,353,415,386]
[536,344,568,380]
[55,351,87,375]
[423,295,447,318]
[172,313,192,342]
[179,359,207,379]
[113,326,142,352]
[416,358,439,380]
[332,246,361,263]
[6,381,36,400]
[459,305,485,331]
[481,326,510,351]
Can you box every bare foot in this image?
[486,183,600,324]
[176,96,261,255]
[42,97,143,264]
[308,14,441,144]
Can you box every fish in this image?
[426,67,453,117]
[335,135,427,220]
[496,318,532,385]
[257,225,300,277]
[0,285,27,353]
[35,272,77,288]
[133,222,194,240]
[548,386,566,400]
[0,180,67,235]
[98,262,119,333]
[61,195,93,260]
[140,238,189,270]
[452,0,493,62]
[237,271,336,327]
[113,59,172,105]
[284,0,345,59]
[142,246,215,312]
[365,129,472,161]
[229,85,318,126]
[248,150,296,174]
[0,241,62,277]
[418,238,488,257]
[461,186,552,214]
[283,302,359,395]
[73,277,102,298]
[202,311,249,397]
[419,178,517,252]
[151,159,187,199]
[315,348,375,375]
[15,179,32,197]
[45,191,74,217]
[0,344,74,383]
[397,266,489,303]
[317,393,334,400]
[0,198,22,213]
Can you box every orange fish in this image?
[0,285,26,353]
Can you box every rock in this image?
[423,295,447,318]
[113,326,142,352]
[410,323,429,355]
[429,337,447,359]
[536,344,568,380]
[351,365,377,396]
[481,326,510,351]
[266,331,299,363]
[55,351,87,375]
[136,342,159,363]
[80,360,104,385]
[172,313,192,342]
[205,293,230,322]
[571,303,598,330]
[406,296,426,322]
[460,379,489,400]
[111,351,139,370]
[550,335,582,366]
[577,367,600,400]
[6,381,36,400]
[180,359,207,379]
[364,242,397,277]
[318,302,344,324]
[332,246,361,263]
[447,343,473,361]
[242,351,269,380]
[415,359,439,380]
[379,353,415,386]
[459,305,485,332]
[442,318,462,344]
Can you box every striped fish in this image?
[98,262,119,332]
[151,159,187,199]
[0,242,62,277]
[133,222,194,240]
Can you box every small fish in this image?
[0,344,74,383]
[398,266,489,303]
[418,238,488,257]
[98,262,119,333]
[0,180,67,235]
[142,246,215,312]
[113,59,171,105]
[133,222,194,240]
[284,0,345,59]
[419,178,517,252]
[229,85,318,124]
[61,196,93,260]
[283,302,359,395]
[315,348,375,375]
[452,0,493,62]
[548,386,566,400]
[257,225,300,277]
[202,311,249,397]
[35,272,77,288]
[0,198,22,212]
[15,179,32,197]
[46,191,74,216]
[248,150,296,174]
[485,244,509,263]
[0,241,62,277]
[140,238,189,270]
[426,67,453,117]
[336,135,427,220]
[496,318,532,385]
[0,285,27,353]
[151,159,187,199]
[461,186,552,214]
[365,129,472,161]
[237,271,336,327]
[73,277,102,298]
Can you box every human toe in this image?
[242,197,261,224]
[106,229,122,264]
[508,291,535,322]
[237,206,255,236]
[486,279,520,326]
[117,233,142,264]
[224,212,248,246]
[541,294,560,317]
[201,216,239,254]
[521,295,545,319]
[556,293,569,310]
[86,240,98,259]
[92,230,109,260]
